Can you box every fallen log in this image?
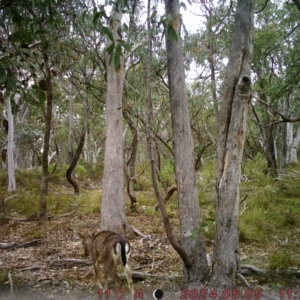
[0,238,44,249]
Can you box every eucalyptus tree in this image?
[211,0,255,288]
[97,0,145,235]
[0,0,79,217]
[5,96,16,191]
[163,0,210,287]
[251,0,300,175]
[58,13,103,194]
[0,1,30,191]
[183,2,236,163]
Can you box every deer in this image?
[78,230,134,298]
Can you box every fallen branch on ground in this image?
[4,194,19,202]
[48,258,93,266]
[240,264,266,274]
[131,226,152,240]
[19,266,45,271]
[237,272,251,288]
[132,271,181,280]
[0,238,44,249]
[4,211,77,222]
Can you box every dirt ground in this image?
[0,213,295,300]
[0,213,185,300]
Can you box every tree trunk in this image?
[211,0,255,288]
[127,121,138,185]
[206,7,219,122]
[262,124,278,177]
[6,96,16,192]
[164,0,209,286]
[287,124,300,164]
[145,0,192,275]
[83,69,91,166]
[280,97,289,172]
[68,83,74,164]
[100,5,129,235]
[124,110,138,210]
[66,129,86,195]
[15,101,29,169]
[40,43,53,220]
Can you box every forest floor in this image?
[0,161,300,300]
[0,210,186,300]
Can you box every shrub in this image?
[268,251,293,271]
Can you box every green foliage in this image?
[239,207,271,243]
[243,153,272,185]
[75,164,87,178]
[144,206,156,217]
[89,162,104,181]
[101,26,114,42]
[136,191,156,206]
[79,191,101,214]
[0,270,9,286]
[25,229,45,240]
[159,160,175,187]
[5,193,40,218]
[133,163,153,191]
[268,251,294,271]
[239,160,300,244]
[162,14,179,42]
[201,210,215,240]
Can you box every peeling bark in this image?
[211,0,255,288]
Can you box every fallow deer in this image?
[78,230,134,298]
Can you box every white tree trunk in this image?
[6,97,16,191]
[288,124,300,164]
[100,5,128,235]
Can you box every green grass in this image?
[1,156,300,288]
[268,251,294,271]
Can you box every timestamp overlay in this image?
[97,288,299,299]
[178,288,300,300]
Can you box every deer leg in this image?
[94,259,103,289]
[103,269,108,291]
[107,267,122,290]
[124,263,134,297]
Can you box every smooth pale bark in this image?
[280,98,289,172]
[287,123,300,164]
[165,0,209,286]
[6,97,16,191]
[100,7,128,235]
[211,0,255,288]
[145,0,192,276]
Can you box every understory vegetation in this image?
[1,155,300,290]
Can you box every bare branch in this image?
[255,98,300,125]
[255,0,269,14]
